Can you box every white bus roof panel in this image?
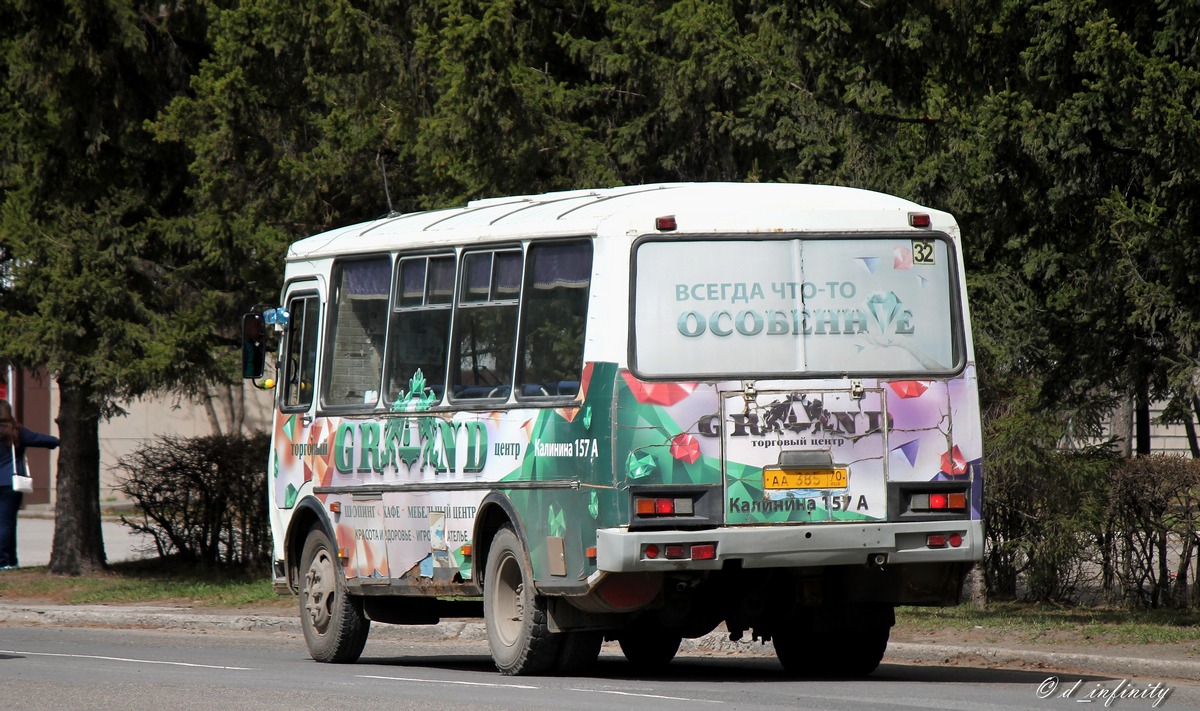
[286,183,953,260]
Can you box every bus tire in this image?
[773,623,888,677]
[555,631,603,674]
[618,631,682,670]
[299,528,370,663]
[484,525,560,675]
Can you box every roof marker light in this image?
[909,212,932,228]
[655,215,677,231]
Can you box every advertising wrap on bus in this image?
[249,182,984,678]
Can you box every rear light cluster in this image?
[628,486,719,531]
[909,491,968,512]
[634,496,695,517]
[643,543,717,561]
[927,533,965,549]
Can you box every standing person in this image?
[0,400,59,570]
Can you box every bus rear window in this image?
[633,236,961,378]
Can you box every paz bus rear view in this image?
[241,182,982,676]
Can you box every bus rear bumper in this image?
[595,520,983,573]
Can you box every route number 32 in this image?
[912,239,936,265]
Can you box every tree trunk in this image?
[48,380,107,575]
[1136,383,1152,456]
[201,383,222,435]
[963,563,987,609]
[1112,394,1134,459]
[231,380,246,434]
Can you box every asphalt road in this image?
[4,625,1196,711]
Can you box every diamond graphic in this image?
[626,451,657,479]
[867,292,902,333]
[621,372,696,405]
[894,246,913,270]
[857,256,880,274]
[579,361,595,400]
[892,439,921,467]
[670,433,701,463]
[940,445,968,476]
[888,381,929,399]
[548,503,566,537]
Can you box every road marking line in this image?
[568,688,722,703]
[358,674,539,690]
[0,649,254,670]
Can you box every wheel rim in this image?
[304,547,337,634]
[493,549,524,648]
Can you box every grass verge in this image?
[0,558,290,610]
[897,602,1200,646]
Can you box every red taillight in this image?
[654,498,675,515]
[644,544,660,559]
[665,545,686,559]
[692,544,716,560]
[949,533,963,548]
[909,490,968,513]
[927,534,947,548]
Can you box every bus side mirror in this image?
[242,312,267,379]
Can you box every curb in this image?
[2,603,1197,681]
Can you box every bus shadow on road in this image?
[356,652,1114,686]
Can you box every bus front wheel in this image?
[484,525,560,675]
[299,528,370,663]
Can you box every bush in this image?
[116,432,271,570]
[985,443,1114,603]
[1103,455,1200,609]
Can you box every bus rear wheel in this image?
[773,623,889,677]
[618,630,682,670]
[299,528,370,663]
[484,525,560,675]
[555,631,603,674]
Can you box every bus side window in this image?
[453,249,521,399]
[517,241,592,397]
[385,255,454,404]
[325,258,390,407]
[283,296,320,410]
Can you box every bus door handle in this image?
[301,414,313,426]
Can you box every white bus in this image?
[243,182,983,676]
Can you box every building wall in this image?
[92,388,275,504]
[28,375,274,507]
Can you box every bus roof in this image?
[287,182,954,260]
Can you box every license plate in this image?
[763,468,848,490]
